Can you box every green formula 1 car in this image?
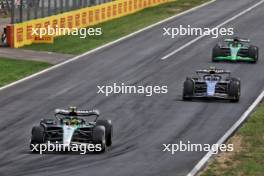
[212,38,259,63]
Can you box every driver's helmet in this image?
[70,118,79,126]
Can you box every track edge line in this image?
[187,89,264,176]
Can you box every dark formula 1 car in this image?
[212,38,259,63]
[183,67,241,102]
[30,107,113,153]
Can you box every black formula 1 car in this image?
[30,107,113,153]
[212,38,259,63]
[183,67,241,102]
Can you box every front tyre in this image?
[212,44,223,62]
[248,45,259,63]
[183,78,194,101]
[228,80,240,102]
[96,120,113,147]
[92,126,106,153]
[30,126,45,151]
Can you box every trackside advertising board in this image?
[10,0,171,48]
[33,35,54,44]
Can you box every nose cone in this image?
[230,47,240,60]
[63,126,76,146]
[206,81,217,96]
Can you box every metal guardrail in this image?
[5,0,113,23]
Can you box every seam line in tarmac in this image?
[161,0,264,60]
[187,89,264,176]
[0,0,216,92]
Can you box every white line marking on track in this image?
[185,1,264,175]
[0,0,216,92]
[187,89,264,176]
[161,0,264,60]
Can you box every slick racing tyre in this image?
[92,126,106,153]
[248,45,259,63]
[228,80,240,102]
[96,120,113,147]
[183,78,194,101]
[212,44,224,62]
[30,126,45,151]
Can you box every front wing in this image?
[185,92,235,100]
[214,56,255,62]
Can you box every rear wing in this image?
[55,109,100,117]
[224,38,250,43]
[196,69,231,75]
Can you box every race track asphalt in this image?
[0,0,264,175]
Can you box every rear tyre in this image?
[228,80,240,102]
[248,45,259,63]
[30,126,45,152]
[96,120,113,146]
[183,78,194,101]
[92,126,106,153]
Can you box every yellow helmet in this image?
[70,118,78,125]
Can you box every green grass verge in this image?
[201,101,264,176]
[0,14,10,18]
[0,58,51,87]
[23,0,209,54]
